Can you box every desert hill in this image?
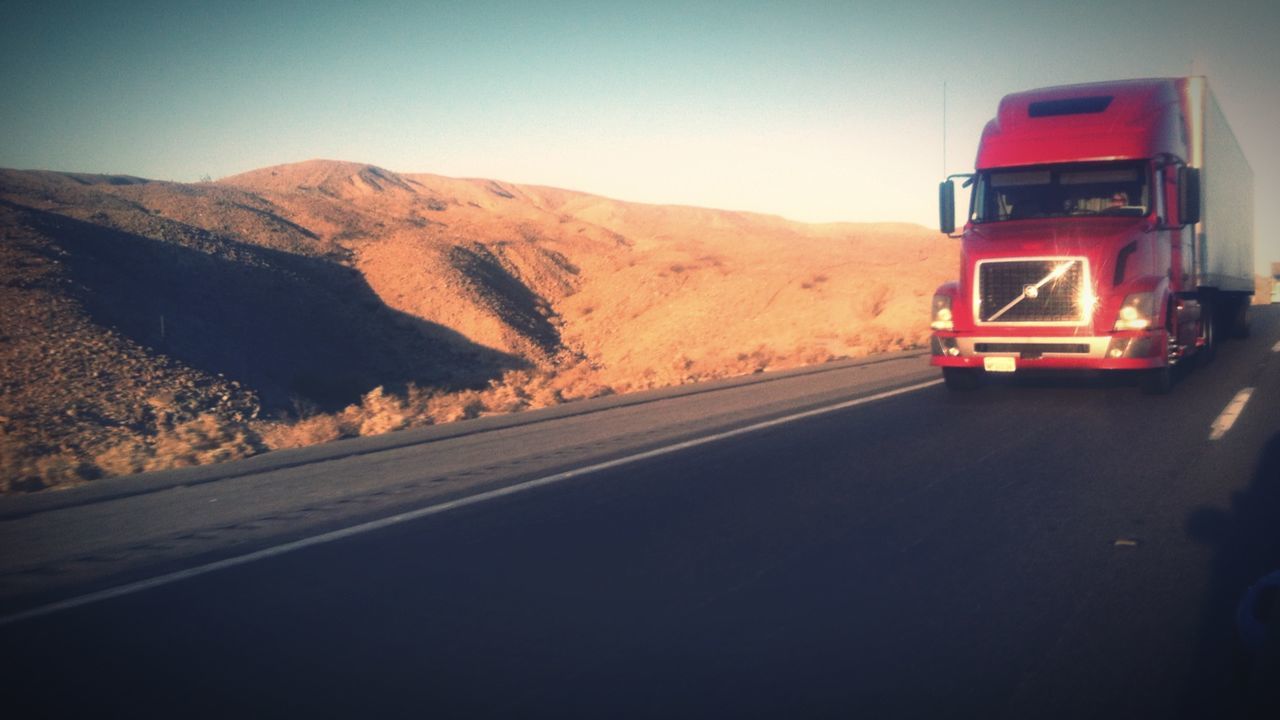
[0,160,955,491]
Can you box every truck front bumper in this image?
[929,330,1168,370]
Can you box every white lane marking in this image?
[1209,388,1254,441]
[0,377,944,627]
[1272,339,1280,353]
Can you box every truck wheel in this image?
[1140,366,1173,395]
[1232,299,1251,338]
[943,367,982,391]
[1217,296,1251,339]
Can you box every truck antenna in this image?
[942,80,948,177]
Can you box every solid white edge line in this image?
[1209,387,1254,441]
[0,377,944,627]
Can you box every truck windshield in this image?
[972,162,1149,223]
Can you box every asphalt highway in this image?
[3,307,1280,718]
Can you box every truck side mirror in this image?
[1179,166,1201,226]
[939,180,956,234]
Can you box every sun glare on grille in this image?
[977,259,1087,324]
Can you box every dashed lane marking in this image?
[1209,388,1254,441]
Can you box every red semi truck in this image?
[932,77,1254,393]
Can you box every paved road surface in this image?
[3,307,1280,718]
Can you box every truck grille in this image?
[977,259,1087,324]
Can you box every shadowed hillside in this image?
[0,161,955,491]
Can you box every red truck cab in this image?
[932,78,1253,393]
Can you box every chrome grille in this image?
[977,259,1086,324]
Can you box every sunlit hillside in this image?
[0,160,955,491]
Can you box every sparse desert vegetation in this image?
[0,161,955,492]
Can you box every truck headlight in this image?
[931,294,954,331]
[1114,292,1156,331]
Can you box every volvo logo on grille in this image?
[1023,284,1039,299]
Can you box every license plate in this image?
[983,356,1017,373]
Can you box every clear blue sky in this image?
[3,0,1278,271]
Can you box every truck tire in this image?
[1232,299,1251,339]
[1216,295,1251,339]
[943,367,982,391]
[1140,366,1173,395]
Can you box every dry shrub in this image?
[352,386,411,436]
[479,373,533,414]
[0,432,26,491]
[259,364,617,452]
[259,413,347,450]
[31,453,97,488]
[862,326,928,354]
[96,413,264,476]
[424,389,486,423]
[549,361,612,402]
[526,382,564,409]
[0,432,98,493]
